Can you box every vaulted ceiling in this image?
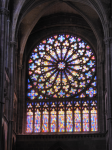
[12,0,110,65]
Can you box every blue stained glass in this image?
[85,71,92,78]
[34,124,40,132]
[38,95,43,99]
[47,38,54,44]
[85,50,92,57]
[28,84,32,89]
[26,124,33,133]
[29,63,37,70]
[31,53,39,60]
[86,87,96,97]
[91,81,96,86]
[79,42,85,48]
[58,90,65,97]
[38,84,44,89]
[69,37,76,43]
[39,44,45,50]
[58,35,65,42]
[87,60,95,67]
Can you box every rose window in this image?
[26,34,97,133]
[27,34,96,99]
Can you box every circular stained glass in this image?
[58,62,65,70]
[27,34,96,99]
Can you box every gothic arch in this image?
[10,0,108,67]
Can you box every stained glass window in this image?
[90,100,98,131]
[26,34,98,133]
[42,102,49,132]
[50,102,57,132]
[74,101,81,131]
[66,101,73,132]
[58,101,65,132]
[26,103,33,133]
[34,102,41,132]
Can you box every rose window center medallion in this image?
[58,62,65,70]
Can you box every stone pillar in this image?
[0,7,9,150]
[6,19,10,68]
[14,48,18,95]
[7,41,17,150]
[17,64,23,134]
[105,38,112,150]
[97,42,105,133]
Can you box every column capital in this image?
[104,37,112,44]
[10,41,17,46]
[0,7,9,16]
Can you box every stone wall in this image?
[16,134,106,150]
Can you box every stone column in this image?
[6,19,10,68]
[0,7,9,150]
[17,64,23,134]
[14,48,18,95]
[105,38,112,150]
[7,41,17,150]
[97,42,105,133]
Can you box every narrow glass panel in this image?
[91,107,98,131]
[34,109,41,132]
[34,102,41,132]
[42,109,49,132]
[66,108,73,132]
[74,108,81,131]
[26,103,33,133]
[58,108,65,132]
[83,108,89,131]
[50,108,57,132]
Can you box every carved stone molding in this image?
[104,37,112,45]
[10,41,17,46]
[0,7,9,16]
[17,133,106,141]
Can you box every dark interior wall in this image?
[16,134,106,150]
[25,13,97,57]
